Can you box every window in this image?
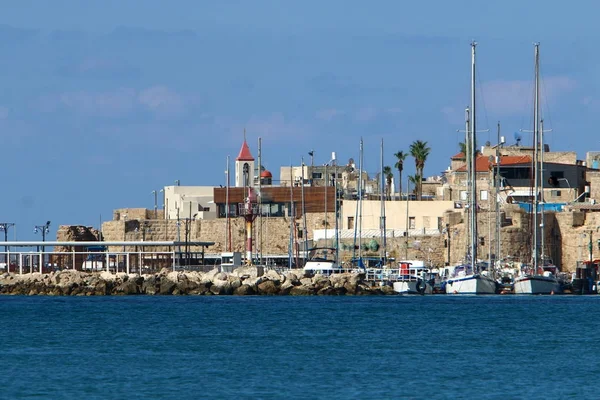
[551,190,562,197]
[460,190,468,201]
[218,204,238,218]
[480,190,488,201]
[409,217,416,229]
[287,203,296,217]
[312,172,322,179]
[347,216,354,229]
[259,203,284,217]
[498,166,530,180]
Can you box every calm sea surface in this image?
[1,295,598,399]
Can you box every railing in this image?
[1,250,178,275]
[313,228,441,241]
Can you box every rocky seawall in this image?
[0,268,396,296]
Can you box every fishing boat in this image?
[513,43,561,295]
[445,41,496,295]
[392,260,434,295]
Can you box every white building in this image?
[163,186,217,220]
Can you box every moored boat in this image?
[570,260,599,295]
[303,247,343,276]
[392,260,433,295]
[444,264,496,294]
[514,271,560,295]
[513,43,562,295]
[513,262,561,295]
[444,42,496,295]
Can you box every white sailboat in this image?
[445,41,496,295]
[513,43,561,295]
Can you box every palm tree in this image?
[394,151,408,200]
[458,142,467,159]
[409,140,431,200]
[458,141,480,159]
[408,174,421,199]
[383,166,393,200]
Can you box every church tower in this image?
[235,131,255,188]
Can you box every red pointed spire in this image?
[236,129,254,161]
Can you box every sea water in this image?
[0,295,598,399]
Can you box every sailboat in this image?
[351,138,368,270]
[445,41,497,295]
[513,43,561,295]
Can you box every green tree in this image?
[458,142,467,159]
[394,150,408,200]
[383,166,393,200]
[459,141,480,159]
[408,174,421,198]
[409,140,431,200]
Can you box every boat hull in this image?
[513,275,561,295]
[393,280,433,295]
[445,274,496,294]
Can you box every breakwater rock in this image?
[0,268,397,296]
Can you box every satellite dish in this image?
[513,132,522,145]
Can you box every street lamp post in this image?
[308,150,314,186]
[136,222,151,272]
[0,222,15,266]
[160,188,166,219]
[445,223,451,266]
[556,178,573,202]
[123,214,128,254]
[34,221,51,270]
[152,190,158,219]
[405,178,410,260]
[176,207,181,267]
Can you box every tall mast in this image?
[324,163,328,248]
[334,155,339,265]
[532,43,540,272]
[353,139,363,261]
[495,122,502,265]
[540,118,545,263]
[359,139,363,260]
[405,174,409,260]
[301,157,308,266]
[380,138,387,264]
[258,137,262,265]
[225,155,231,251]
[289,162,295,269]
[470,41,478,267]
[465,107,471,261]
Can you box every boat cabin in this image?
[303,247,340,276]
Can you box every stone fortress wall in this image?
[56,204,600,273]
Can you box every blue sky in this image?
[1,0,600,240]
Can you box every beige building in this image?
[341,200,458,232]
